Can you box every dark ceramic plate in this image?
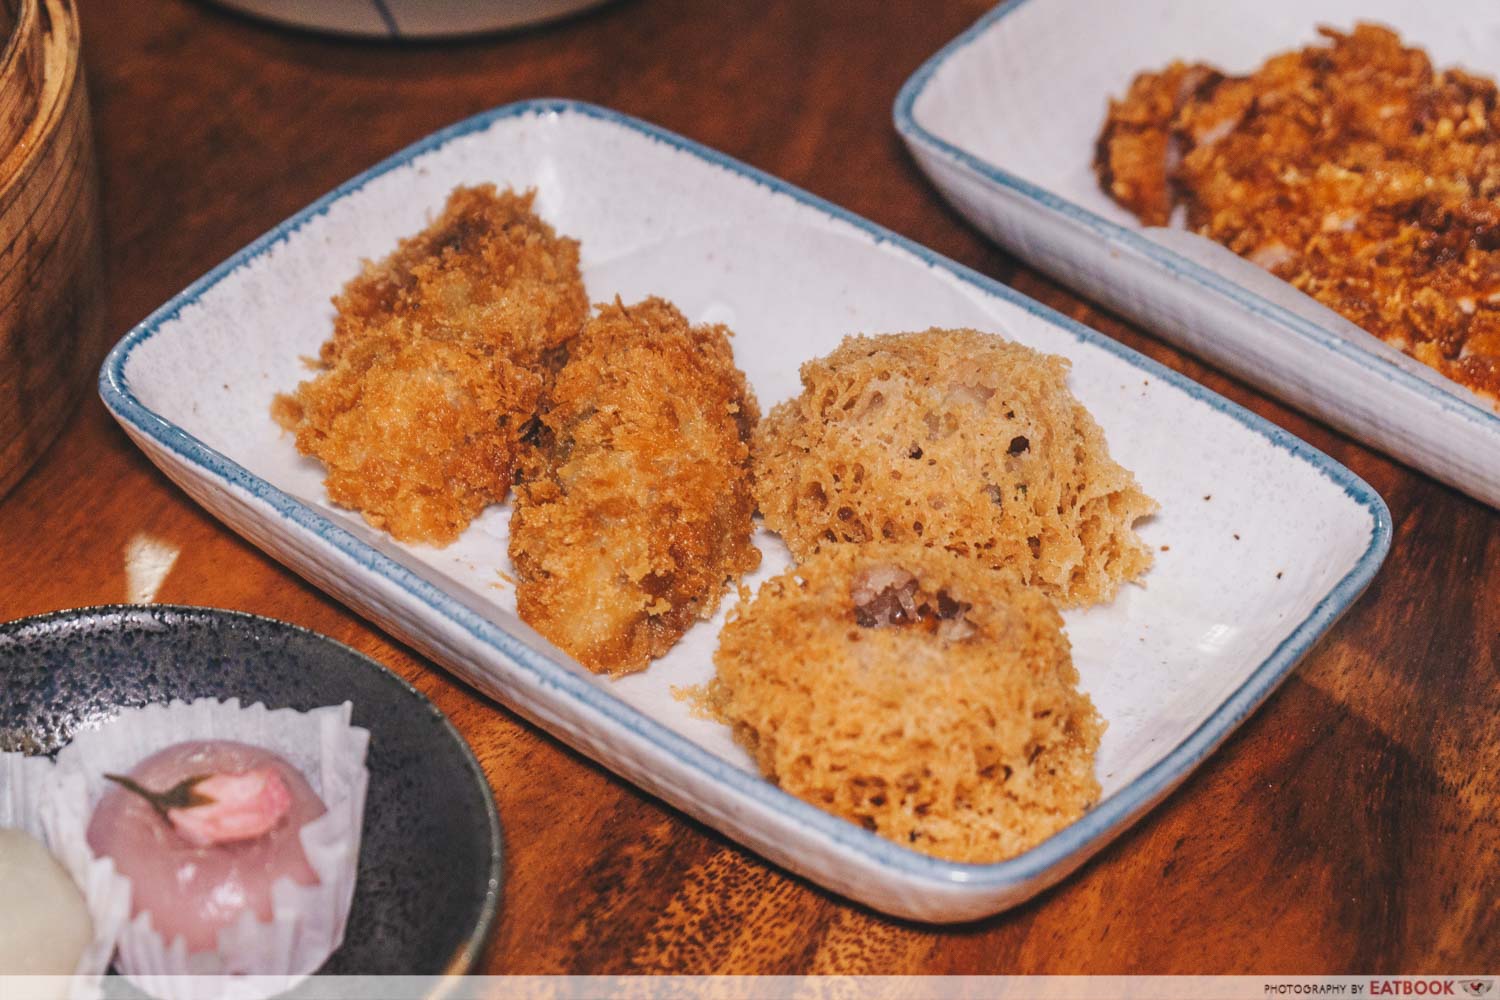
[0,604,502,975]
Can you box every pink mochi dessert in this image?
[87,740,327,953]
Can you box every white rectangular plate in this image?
[101,101,1389,922]
[896,0,1500,509]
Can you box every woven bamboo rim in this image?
[0,0,103,499]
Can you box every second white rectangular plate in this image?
[101,101,1388,922]
[895,0,1500,509]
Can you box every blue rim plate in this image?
[892,0,1500,508]
[98,100,1390,921]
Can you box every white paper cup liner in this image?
[1,752,132,1000]
[54,699,370,1000]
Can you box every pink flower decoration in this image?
[167,768,293,847]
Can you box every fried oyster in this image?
[273,185,588,544]
[754,328,1156,607]
[510,297,761,675]
[709,543,1103,863]
[1097,23,1500,405]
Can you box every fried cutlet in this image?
[275,319,543,543]
[326,185,587,366]
[1097,24,1500,405]
[754,329,1156,607]
[273,185,588,544]
[709,543,1103,863]
[509,297,761,675]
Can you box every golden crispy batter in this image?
[754,329,1156,607]
[274,185,588,544]
[510,297,761,675]
[273,321,542,543]
[1096,61,1224,227]
[327,185,586,367]
[709,543,1103,863]
[1097,24,1500,405]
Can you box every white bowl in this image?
[895,0,1500,510]
[100,100,1389,922]
[206,0,612,38]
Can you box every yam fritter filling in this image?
[710,543,1103,863]
[509,297,761,675]
[754,328,1156,607]
[1096,23,1500,406]
[273,185,587,544]
[849,564,977,640]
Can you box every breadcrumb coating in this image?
[326,185,586,367]
[510,297,761,675]
[273,185,588,544]
[273,321,542,543]
[709,543,1103,863]
[1096,24,1500,406]
[754,329,1156,607]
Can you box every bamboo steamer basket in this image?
[0,0,102,500]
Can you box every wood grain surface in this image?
[0,0,1494,976]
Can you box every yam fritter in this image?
[754,328,1156,607]
[510,297,761,675]
[709,543,1103,863]
[273,185,588,544]
[1097,24,1500,406]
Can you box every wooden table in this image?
[3,0,1493,976]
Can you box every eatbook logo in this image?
[1461,982,1493,998]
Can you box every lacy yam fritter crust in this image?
[709,543,1103,863]
[510,297,761,675]
[273,185,588,544]
[754,328,1156,607]
[1096,24,1500,406]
